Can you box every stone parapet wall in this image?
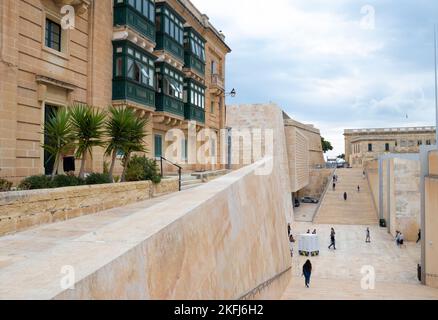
[0,179,179,236]
[425,150,438,288]
[0,158,292,299]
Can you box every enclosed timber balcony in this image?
[114,0,156,45]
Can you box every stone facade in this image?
[425,150,438,288]
[345,126,436,168]
[0,0,231,185]
[0,178,179,236]
[284,117,325,168]
[366,158,420,241]
[226,104,294,223]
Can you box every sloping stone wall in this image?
[0,158,292,300]
[0,179,179,236]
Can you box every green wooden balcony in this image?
[156,94,185,117]
[184,53,205,76]
[156,33,184,62]
[113,79,155,109]
[185,104,205,124]
[114,3,155,43]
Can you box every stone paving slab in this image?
[283,222,438,300]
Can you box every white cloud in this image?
[191,0,438,156]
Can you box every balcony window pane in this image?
[149,69,154,87]
[170,21,174,37]
[115,57,123,77]
[129,0,135,7]
[143,0,148,17]
[136,0,142,12]
[149,3,155,22]
[165,18,169,34]
[127,58,134,78]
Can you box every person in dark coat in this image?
[328,228,336,250]
[302,260,312,288]
[344,192,348,201]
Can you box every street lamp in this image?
[226,88,237,98]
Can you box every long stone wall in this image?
[0,158,292,299]
[0,179,179,236]
[425,150,438,288]
[366,158,420,241]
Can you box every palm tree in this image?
[105,107,135,181]
[70,103,106,179]
[42,108,75,179]
[120,113,149,182]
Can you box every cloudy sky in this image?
[191,0,438,158]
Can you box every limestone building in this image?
[345,126,436,168]
[283,116,325,193]
[0,0,231,184]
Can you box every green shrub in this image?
[19,175,52,190]
[52,174,84,188]
[125,156,161,184]
[85,173,112,185]
[0,178,13,192]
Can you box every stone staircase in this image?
[166,170,230,191]
[313,168,378,225]
[181,174,204,191]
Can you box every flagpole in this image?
[435,24,438,146]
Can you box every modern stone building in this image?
[344,126,437,168]
[0,0,231,184]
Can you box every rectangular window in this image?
[154,135,163,158]
[368,143,373,152]
[115,57,123,77]
[211,138,216,157]
[385,143,390,152]
[45,19,61,52]
[211,101,214,113]
[426,140,432,145]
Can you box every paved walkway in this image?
[314,169,378,225]
[0,192,177,271]
[283,222,438,300]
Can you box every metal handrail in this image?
[160,157,182,191]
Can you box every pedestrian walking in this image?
[288,223,291,237]
[366,228,371,243]
[302,260,312,288]
[357,185,361,192]
[328,228,336,250]
[417,229,421,244]
[333,182,336,191]
[289,234,294,257]
[344,192,348,201]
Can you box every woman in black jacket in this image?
[302,260,312,288]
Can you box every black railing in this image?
[160,156,182,191]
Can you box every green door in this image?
[154,134,163,158]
